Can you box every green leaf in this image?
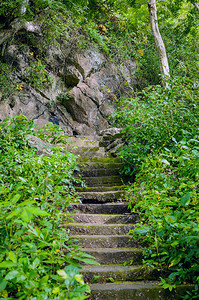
[57,270,68,279]
[21,209,33,222]
[180,192,191,206]
[8,251,17,263]
[16,274,26,282]
[161,159,170,165]
[18,177,27,183]
[134,226,150,234]
[0,261,16,268]
[77,258,99,265]
[0,280,7,292]
[165,215,176,224]
[5,270,19,280]
[10,193,21,204]
[27,207,50,216]
[74,274,84,285]
[6,209,21,220]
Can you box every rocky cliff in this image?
[0,32,136,137]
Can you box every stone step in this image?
[89,282,193,300]
[71,148,111,159]
[79,157,122,164]
[82,176,125,187]
[79,162,123,170]
[72,235,144,248]
[76,191,127,203]
[67,223,136,235]
[78,167,122,177]
[65,138,100,148]
[75,186,126,192]
[71,213,139,224]
[82,248,143,265]
[82,265,158,283]
[68,203,130,214]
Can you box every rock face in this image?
[0,40,136,137]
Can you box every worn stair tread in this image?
[83,247,143,253]
[76,190,127,202]
[77,191,126,195]
[79,157,122,163]
[71,213,139,224]
[79,162,123,167]
[82,265,142,272]
[82,264,159,283]
[75,186,126,192]
[67,223,135,227]
[67,223,136,235]
[82,175,125,186]
[80,247,143,265]
[72,234,133,238]
[90,281,161,290]
[71,235,144,248]
[89,282,194,300]
[68,203,130,214]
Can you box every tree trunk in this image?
[21,0,29,15]
[148,0,170,87]
[194,3,199,12]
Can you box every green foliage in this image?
[113,77,199,175]
[25,58,52,90]
[129,137,199,291]
[114,76,199,297]
[0,62,15,99]
[0,0,24,24]
[0,115,93,299]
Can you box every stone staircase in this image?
[66,137,191,300]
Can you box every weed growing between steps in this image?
[113,77,199,298]
[0,115,93,299]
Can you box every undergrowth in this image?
[113,77,199,298]
[0,115,96,299]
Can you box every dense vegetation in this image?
[0,0,198,299]
[0,116,97,299]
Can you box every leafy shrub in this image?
[113,76,199,175]
[129,136,199,293]
[0,115,94,299]
[113,77,199,297]
[0,62,15,99]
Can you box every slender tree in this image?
[147,0,170,87]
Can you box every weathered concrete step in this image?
[71,213,139,224]
[65,138,100,148]
[72,148,111,159]
[72,235,144,248]
[82,248,143,265]
[76,186,125,193]
[79,162,123,170]
[89,282,193,300]
[79,157,122,163]
[82,176,124,186]
[78,167,122,177]
[68,203,130,214]
[82,265,158,283]
[67,223,136,235]
[76,191,127,203]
